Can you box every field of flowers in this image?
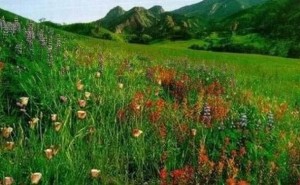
[0,17,300,185]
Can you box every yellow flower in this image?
[44,146,59,160]
[77,111,87,120]
[1,127,13,138]
[76,80,84,91]
[157,79,162,85]
[191,129,197,137]
[78,99,87,108]
[28,118,39,129]
[31,173,42,184]
[53,122,62,132]
[132,129,143,138]
[118,83,124,89]
[44,149,54,160]
[85,92,91,99]
[95,72,101,78]
[19,97,29,106]
[90,169,101,179]
[3,177,14,185]
[5,141,14,151]
[50,114,58,122]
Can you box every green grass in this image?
[75,36,300,105]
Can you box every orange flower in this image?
[237,180,249,185]
[226,178,237,185]
[132,129,143,138]
[1,127,13,138]
[31,173,42,184]
[77,111,87,119]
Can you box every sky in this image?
[0,0,201,24]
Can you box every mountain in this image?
[173,0,268,19]
[99,6,157,34]
[149,5,165,16]
[93,6,205,42]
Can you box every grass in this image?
[0,17,300,185]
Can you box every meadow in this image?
[0,17,300,185]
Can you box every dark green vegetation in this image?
[1,3,300,185]
[42,0,300,58]
[172,0,267,19]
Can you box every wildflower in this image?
[191,129,197,137]
[95,72,101,78]
[19,97,29,107]
[84,92,91,99]
[53,122,62,132]
[31,173,42,184]
[132,129,143,138]
[267,112,274,128]
[159,167,168,184]
[201,103,212,126]
[78,99,87,108]
[77,111,87,120]
[118,83,124,89]
[90,169,101,179]
[59,96,68,103]
[28,118,39,129]
[239,147,246,156]
[5,141,14,150]
[0,62,4,70]
[237,180,250,185]
[226,178,236,185]
[3,177,14,185]
[1,127,13,138]
[50,114,58,122]
[239,113,247,128]
[44,149,54,160]
[76,80,84,91]
[157,79,162,85]
[44,146,59,160]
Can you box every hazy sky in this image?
[0,0,201,23]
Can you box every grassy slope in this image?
[75,36,300,105]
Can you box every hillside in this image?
[0,7,32,25]
[222,0,300,57]
[173,0,268,19]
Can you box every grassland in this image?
[0,17,300,185]
[76,36,300,105]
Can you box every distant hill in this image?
[173,0,268,19]
[0,7,33,25]
[224,0,300,39]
